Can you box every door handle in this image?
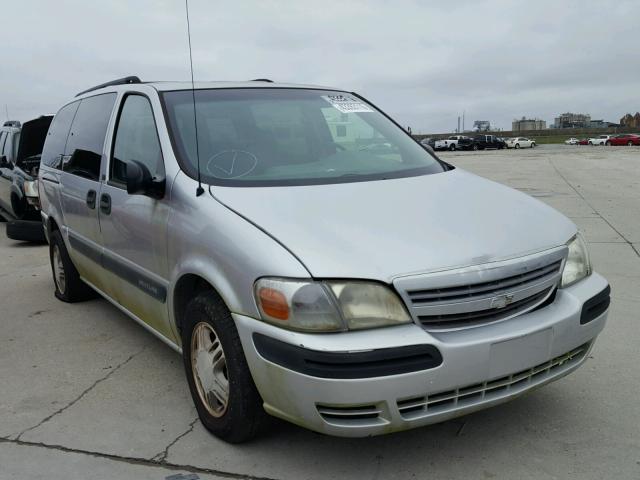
[99,193,111,215]
[86,190,97,209]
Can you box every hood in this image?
[17,115,53,164]
[210,169,576,282]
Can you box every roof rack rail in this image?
[251,78,273,83]
[75,76,141,97]
[3,120,21,128]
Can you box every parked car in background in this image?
[506,137,536,149]
[606,134,640,146]
[565,138,579,145]
[420,137,435,150]
[578,138,589,145]
[434,135,469,151]
[39,77,610,443]
[0,116,53,241]
[588,135,611,146]
[458,134,505,150]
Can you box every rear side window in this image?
[63,93,116,181]
[110,95,164,185]
[41,101,80,169]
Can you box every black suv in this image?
[0,115,53,241]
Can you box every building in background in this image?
[589,119,619,129]
[473,120,491,132]
[620,112,640,128]
[553,112,591,129]
[512,117,546,131]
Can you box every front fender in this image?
[167,173,310,331]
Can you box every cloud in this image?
[1,0,637,132]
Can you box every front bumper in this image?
[235,272,609,437]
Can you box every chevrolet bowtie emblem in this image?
[490,293,515,309]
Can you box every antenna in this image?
[185,0,204,197]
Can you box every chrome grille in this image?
[418,286,555,329]
[394,247,566,331]
[408,260,562,304]
[397,342,590,419]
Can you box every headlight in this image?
[24,180,39,198]
[561,233,591,288]
[254,278,411,332]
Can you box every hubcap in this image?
[52,245,66,294]
[191,322,229,417]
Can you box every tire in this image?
[49,230,96,302]
[182,291,267,443]
[589,141,593,146]
[606,141,611,146]
[473,144,479,151]
[449,144,456,151]
[6,220,46,243]
[531,143,535,148]
[515,144,520,149]
[628,141,633,146]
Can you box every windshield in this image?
[161,88,446,187]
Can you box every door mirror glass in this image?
[125,160,165,198]
[0,156,13,169]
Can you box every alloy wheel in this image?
[52,245,66,294]
[191,322,229,418]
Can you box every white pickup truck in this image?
[434,135,468,151]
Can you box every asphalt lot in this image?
[1,144,638,480]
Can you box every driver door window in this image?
[110,94,164,187]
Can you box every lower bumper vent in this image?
[316,403,385,427]
[397,342,590,419]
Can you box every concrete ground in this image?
[0,144,638,479]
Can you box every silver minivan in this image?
[38,77,610,443]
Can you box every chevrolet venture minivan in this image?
[38,77,610,443]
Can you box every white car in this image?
[506,137,536,149]
[588,135,611,146]
[434,135,467,151]
[565,138,579,145]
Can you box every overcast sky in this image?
[1,0,638,133]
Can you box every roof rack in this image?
[3,120,20,128]
[251,78,273,83]
[75,76,141,97]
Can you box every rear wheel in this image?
[531,142,535,148]
[473,144,479,151]
[628,141,634,146]
[182,291,267,443]
[49,230,96,302]
[449,144,456,151]
[515,144,520,149]
[606,141,611,146]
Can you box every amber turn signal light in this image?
[258,287,289,320]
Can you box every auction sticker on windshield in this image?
[322,94,373,113]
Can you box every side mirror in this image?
[125,160,165,199]
[0,156,12,169]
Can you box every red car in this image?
[578,138,589,145]
[606,134,640,146]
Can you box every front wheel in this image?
[449,144,456,151]
[606,141,611,146]
[182,291,267,443]
[628,141,634,146]
[515,144,520,149]
[473,144,479,151]
[531,143,535,148]
[49,230,96,302]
